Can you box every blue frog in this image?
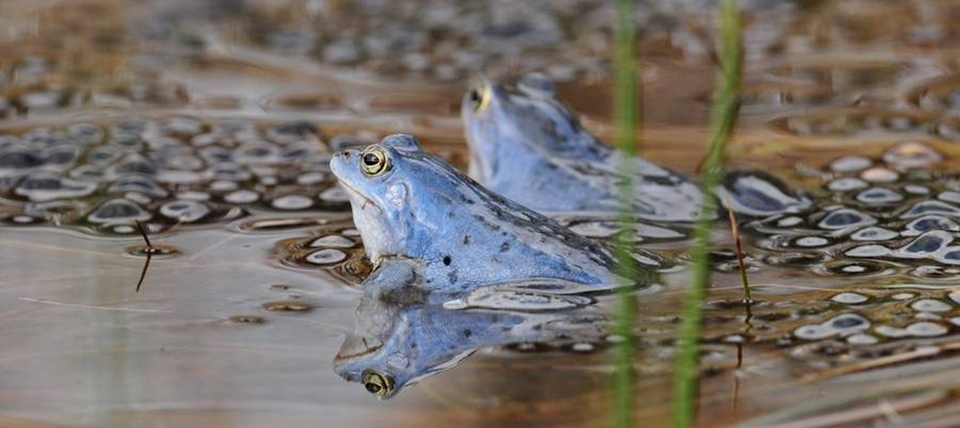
[334,289,604,399]
[461,73,812,220]
[329,134,658,295]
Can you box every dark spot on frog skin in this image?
[462,235,471,245]
[443,255,452,266]
[464,329,473,338]
[500,242,510,252]
[447,271,458,283]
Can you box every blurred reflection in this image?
[333,286,607,399]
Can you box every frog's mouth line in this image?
[338,181,382,214]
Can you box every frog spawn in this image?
[0,118,354,234]
[0,56,187,119]
[278,222,372,284]
[791,289,957,350]
[749,141,960,279]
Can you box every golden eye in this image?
[469,83,491,112]
[361,370,393,397]
[360,147,390,176]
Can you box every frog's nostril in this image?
[340,151,351,160]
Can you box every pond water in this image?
[4,0,960,426]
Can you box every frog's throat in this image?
[339,181,378,213]
[338,181,393,261]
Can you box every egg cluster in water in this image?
[3,114,960,368]
[746,142,960,278]
[0,117,360,234]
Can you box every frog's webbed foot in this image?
[361,257,428,305]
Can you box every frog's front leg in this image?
[361,257,428,304]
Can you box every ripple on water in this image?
[823,261,889,276]
[87,198,152,224]
[224,189,260,204]
[906,322,949,337]
[271,195,314,210]
[829,155,874,173]
[14,172,98,202]
[904,184,930,195]
[903,215,959,236]
[910,298,953,312]
[305,249,348,265]
[262,300,314,312]
[792,236,831,248]
[227,315,267,324]
[794,313,870,340]
[159,200,211,223]
[860,167,899,183]
[818,208,876,230]
[826,177,868,192]
[850,226,898,241]
[855,187,903,204]
[832,292,869,304]
[444,287,593,311]
[901,200,960,218]
[846,333,879,345]
[319,186,351,203]
[895,231,953,258]
[309,235,356,248]
[882,142,942,168]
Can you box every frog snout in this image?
[333,149,361,166]
[330,150,359,178]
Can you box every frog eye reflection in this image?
[469,83,492,112]
[360,147,390,176]
[361,370,394,397]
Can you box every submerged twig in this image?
[726,203,753,321]
[135,220,154,293]
[672,0,742,427]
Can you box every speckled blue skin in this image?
[462,74,813,220]
[333,292,603,399]
[462,73,705,221]
[329,134,636,294]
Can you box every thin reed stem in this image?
[612,0,640,426]
[671,0,742,427]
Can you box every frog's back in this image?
[405,150,624,290]
[462,74,812,221]
[463,75,705,221]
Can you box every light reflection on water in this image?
[6,0,960,426]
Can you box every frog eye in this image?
[469,83,492,112]
[361,370,394,397]
[360,147,390,176]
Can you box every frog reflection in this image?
[333,288,606,399]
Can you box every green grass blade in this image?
[612,0,639,427]
[671,0,742,427]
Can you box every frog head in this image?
[461,73,590,185]
[329,134,428,264]
[331,134,628,294]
